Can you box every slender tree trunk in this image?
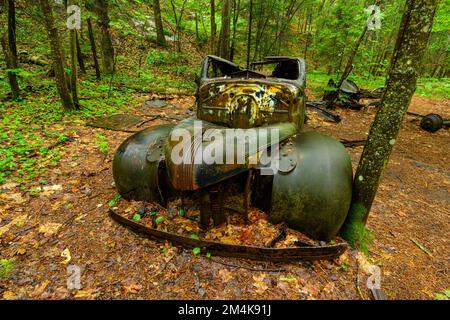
[87,18,101,80]
[1,0,20,99]
[39,0,75,110]
[337,0,382,88]
[170,0,187,52]
[246,0,253,69]
[69,28,80,108]
[342,0,438,241]
[210,0,216,54]
[65,0,80,108]
[218,0,231,59]
[75,31,86,74]
[229,0,240,62]
[195,11,199,44]
[153,0,166,46]
[95,0,114,74]
[7,0,17,57]
[1,34,20,99]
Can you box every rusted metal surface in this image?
[163,118,297,191]
[112,55,354,245]
[109,208,348,262]
[196,55,306,129]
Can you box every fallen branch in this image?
[26,136,75,158]
[340,139,366,148]
[136,115,160,128]
[19,55,50,66]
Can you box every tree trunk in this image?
[229,0,240,62]
[342,0,438,243]
[210,0,216,54]
[195,11,199,44]
[39,0,75,110]
[246,0,253,69]
[95,0,114,74]
[337,0,382,88]
[217,0,230,59]
[75,31,86,74]
[170,0,187,53]
[1,0,20,99]
[7,0,17,57]
[69,28,80,108]
[65,0,80,108]
[1,33,20,99]
[153,0,166,46]
[87,18,101,80]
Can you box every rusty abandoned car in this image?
[110,56,354,261]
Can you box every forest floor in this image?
[0,88,448,300]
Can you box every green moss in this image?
[0,259,15,278]
[341,203,374,256]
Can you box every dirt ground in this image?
[0,94,448,300]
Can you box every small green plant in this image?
[108,194,121,207]
[132,214,141,222]
[192,247,201,255]
[434,290,450,300]
[189,233,200,240]
[95,133,109,154]
[155,216,165,224]
[340,262,350,271]
[0,259,15,278]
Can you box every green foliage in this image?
[434,290,450,300]
[0,259,15,279]
[189,233,200,240]
[108,194,122,207]
[340,262,350,271]
[95,133,109,154]
[155,216,165,224]
[132,213,142,222]
[192,247,201,255]
[146,49,181,66]
[340,203,374,256]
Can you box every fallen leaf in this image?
[41,184,63,196]
[61,248,71,264]
[16,247,27,255]
[218,269,233,283]
[74,288,98,299]
[253,273,269,294]
[123,283,142,294]
[32,280,50,297]
[0,214,28,236]
[38,222,62,237]
[279,275,298,284]
[2,291,18,300]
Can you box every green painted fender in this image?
[270,132,353,242]
[112,125,175,203]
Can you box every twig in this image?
[340,139,366,148]
[410,238,433,257]
[356,264,365,300]
[26,136,75,158]
[136,115,160,128]
[210,257,286,272]
[265,224,286,248]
